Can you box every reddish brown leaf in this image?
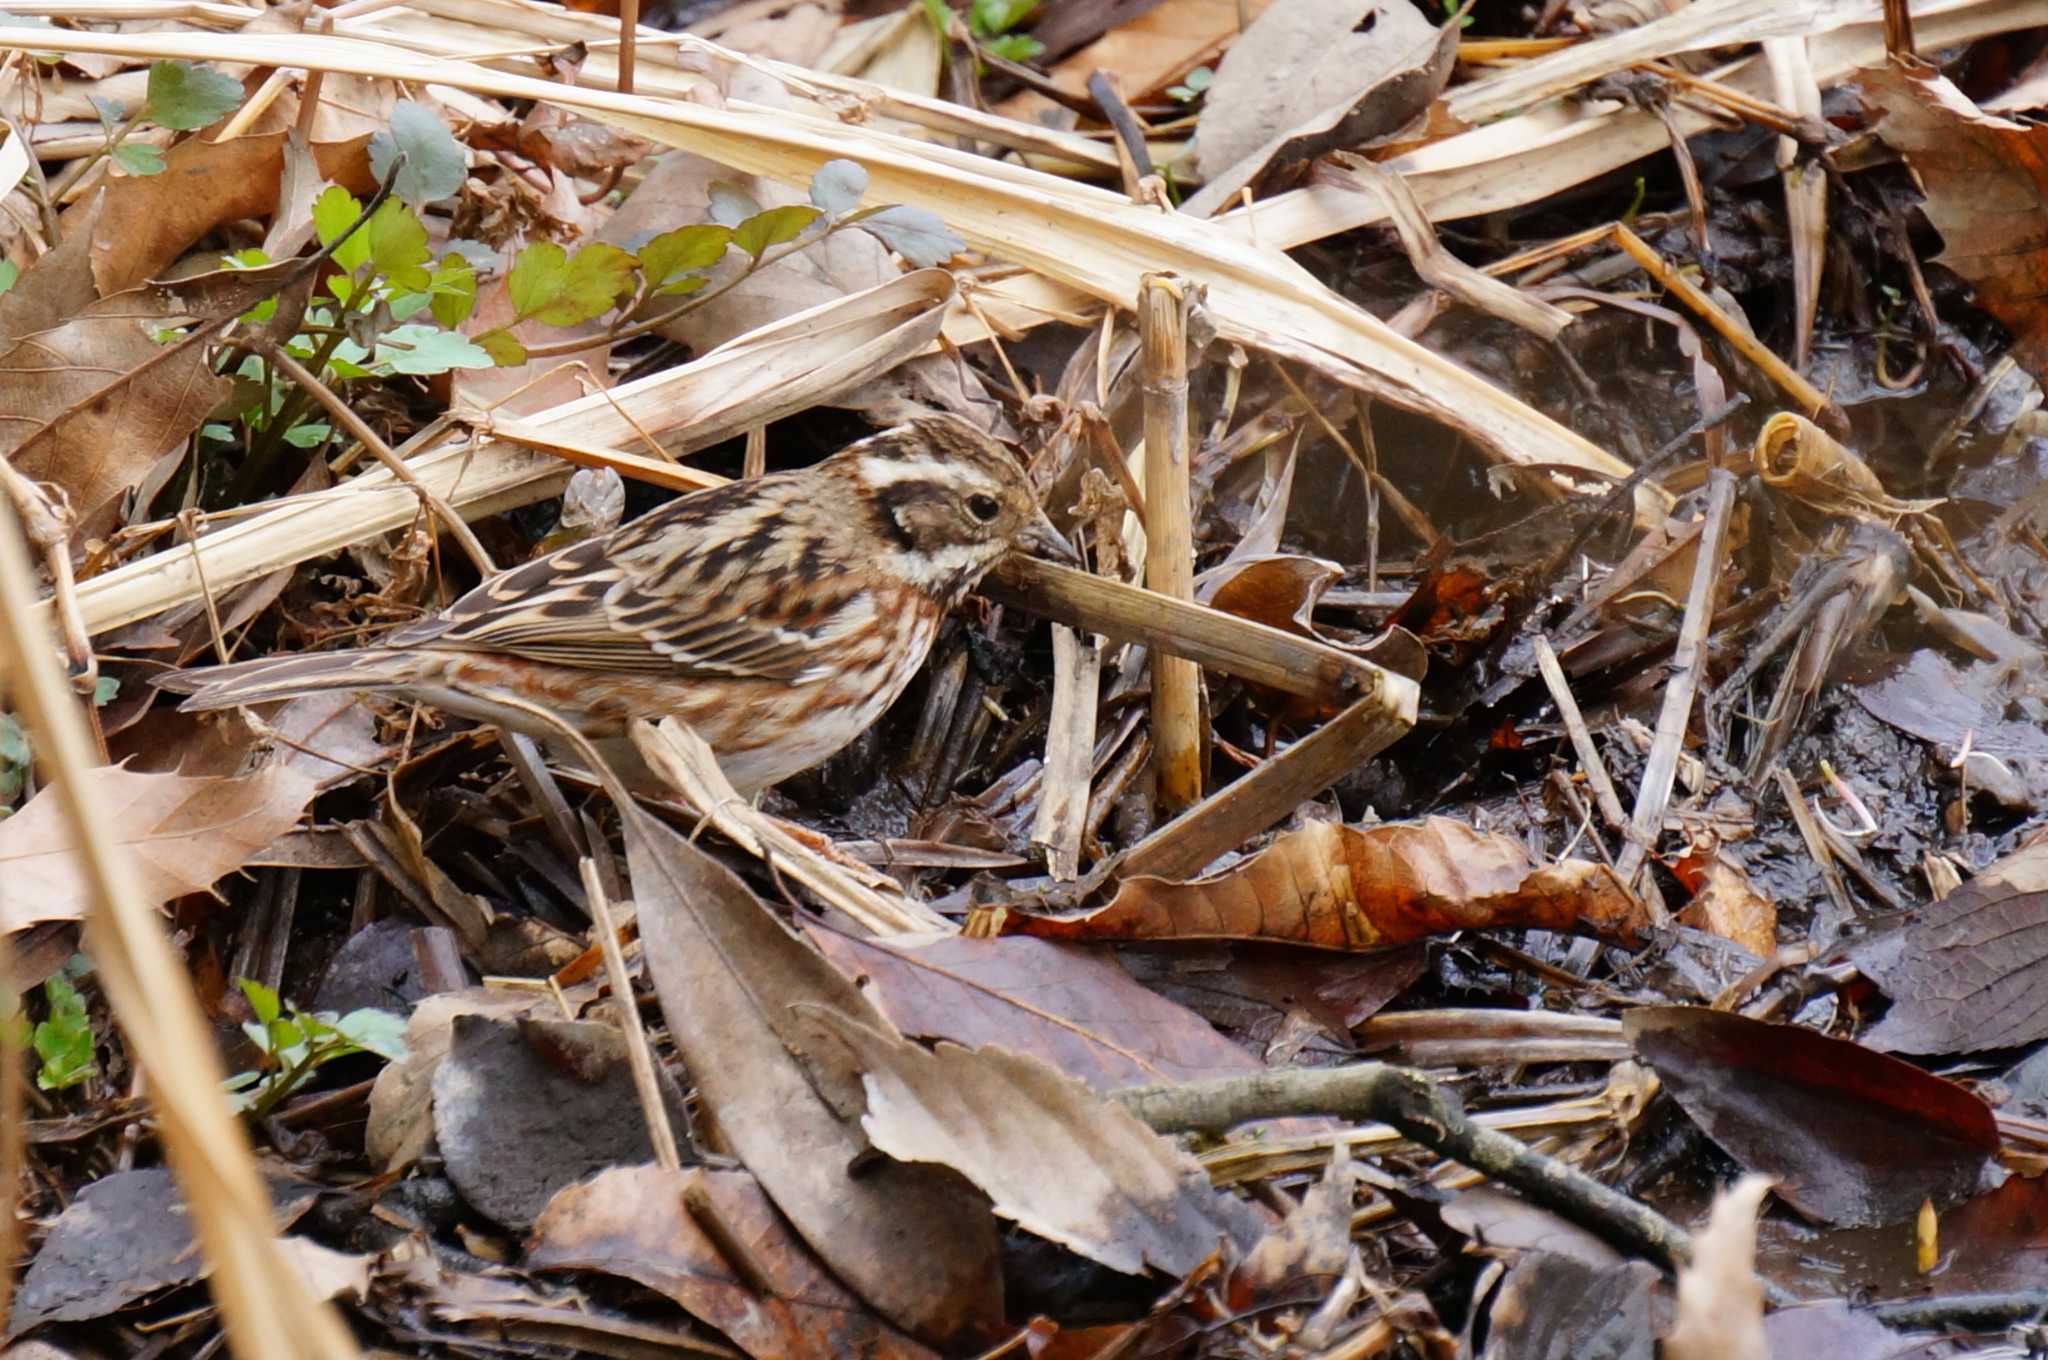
[1004,817,1647,950]
[1851,838,2048,1055]
[0,763,318,929]
[1862,59,2048,380]
[1626,1007,1998,1227]
[530,1165,937,1360]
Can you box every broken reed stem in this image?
[1139,273,1203,814]
[1531,635,1629,834]
[1114,1063,1694,1275]
[1614,468,1737,905]
[1030,624,1099,881]
[1612,225,1845,434]
[0,499,360,1360]
[579,858,681,1172]
[255,340,497,577]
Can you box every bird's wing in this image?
[398,486,865,683]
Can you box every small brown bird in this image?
[158,415,1077,793]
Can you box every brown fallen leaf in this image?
[529,1165,937,1360]
[803,928,1271,1091]
[1001,816,1647,950]
[811,1010,1267,1278]
[0,762,318,929]
[1860,57,2048,381]
[622,799,1003,1351]
[1626,1007,1998,1227]
[1675,854,1777,958]
[1852,836,2048,1055]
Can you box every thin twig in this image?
[579,858,681,1171]
[1114,1063,1695,1275]
[252,340,496,577]
[1531,635,1629,834]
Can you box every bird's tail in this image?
[153,648,426,711]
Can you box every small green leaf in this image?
[506,240,568,322]
[732,204,821,260]
[428,254,477,328]
[88,94,124,135]
[707,181,761,228]
[475,327,528,366]
[32,975,96,1092]
[0,260,19,299]
[636,223,730,288]
[853,204,965,267]
[367,99,467,205]
[653,273,708,299]
[809,159,868,214]
[144,60,244,131]
[507,241,635,326]
[971,0,1037,33]
[282,422,331,448]
[111,143,165,177]
[91,675,118,707]
[239,977,281,1026]
[313,185,369,272]
[336,1008,408,1061]
[374,324,494,375]
[364,198,431,292]
[982,32,1043,61]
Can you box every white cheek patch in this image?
[880,542,998,591]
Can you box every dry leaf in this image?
[623,802,1002,1350]
[812,1011,1267,1277]
[530,1165,938,1360]
[1862,58,2048,381]
[1675,856,1777,958]
[1005,816,1648,950]
[1663,1175,1772,1360]
[0,763,317,929]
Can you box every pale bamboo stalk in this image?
[1139,274,1202,813]
[0,501,359,1359]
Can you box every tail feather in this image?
[153,648,424,711]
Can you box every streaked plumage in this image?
[156,415,1076,793]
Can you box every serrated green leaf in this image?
[809,159,867,214]
[539,243,636,325]
[707,181,760,228]
[375,325,494,375]
[653,273,708,298]
[854,204,965,267]
[32,975,95,1092]
[428,254,477,328]
[367,99,466,205]
[636,223,730,288]
[144,60,244,131]
[111,143,165,177]
[239,977,281,1026]
[364,198,431,291]
[313,185,369,272]
[733,204,821,259]
[506,240,568,322]
[475,327,527,366]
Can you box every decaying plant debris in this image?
[3,0,2048,1354]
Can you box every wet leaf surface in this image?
[1626,1008,1998,1227]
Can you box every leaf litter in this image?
[2,1,2048,1356]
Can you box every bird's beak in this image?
[1019,509,1082,567]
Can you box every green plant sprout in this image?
[86,60,245,180]
[921,0,1044,63]
[32,971,96,1092]
[223,979,406,1121]
[1167,66,1213,103]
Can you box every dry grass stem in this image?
[1139,274,1203,813]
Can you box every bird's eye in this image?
[966,493,1001,523]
